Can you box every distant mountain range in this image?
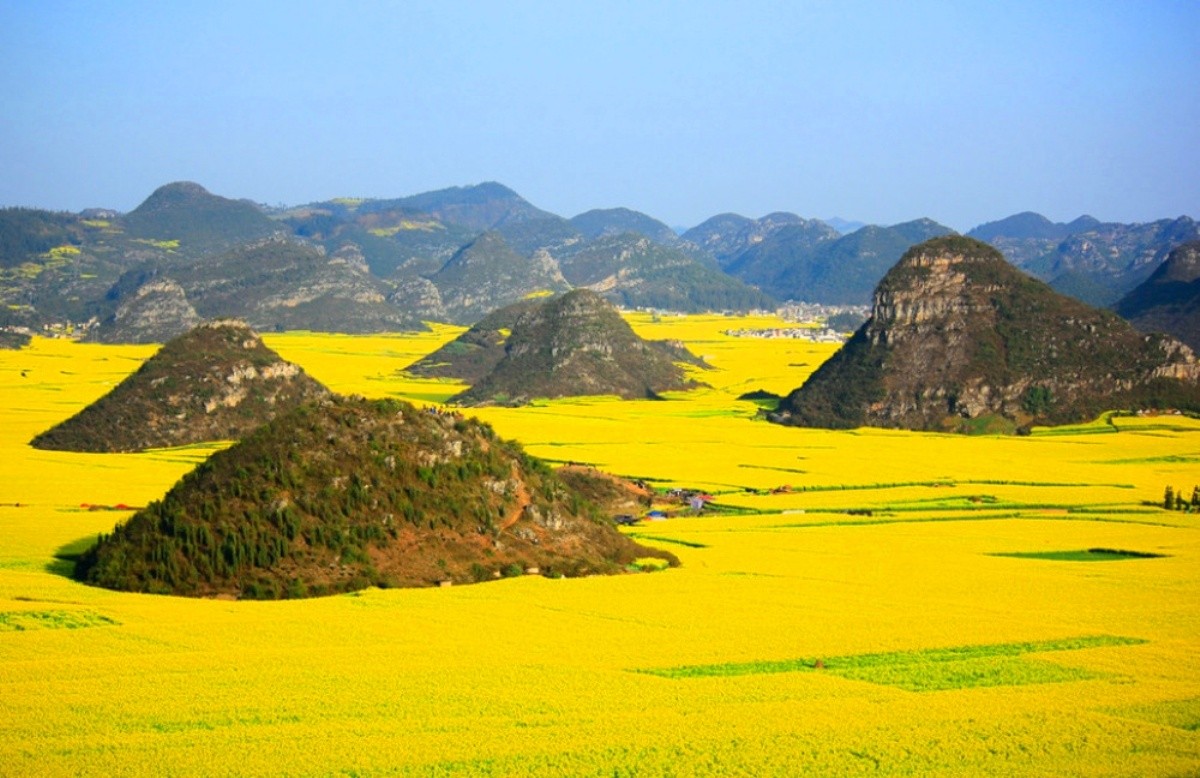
[0,181,1194,343]
[966,212,1199,306]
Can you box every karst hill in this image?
[770,236,1200,433]
[405,298,543,383]
[30,320,329,452]
[432,289,705,405]
[74,394,678,598]
[1115,240,1200,351]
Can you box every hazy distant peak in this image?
[131,181,218,212]
[823,216,866,235]
[968,211,1064,241]
[569,207,678,244]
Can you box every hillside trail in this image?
[500,463,531,531]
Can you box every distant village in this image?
[723,302,870,343]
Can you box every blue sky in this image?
[1,1,1196,231]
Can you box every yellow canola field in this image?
[1,315,1198,776]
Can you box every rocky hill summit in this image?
[31,320,328,452]
[449,289,705,405]
[74,394,677,598]
[1115,240,1200,350]
[770,236,1200,433]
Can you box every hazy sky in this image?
[2,1,1196,231]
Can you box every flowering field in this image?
[1,316,1198,776]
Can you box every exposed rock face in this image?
[1115,241,1200,351]
[31,320,329,452]
[771,236,1200,433]
[93,277,201,344]
[450,289,704,405]
[74,394,678,598]
[388,277,447,323]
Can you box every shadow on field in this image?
[45,534,97,579]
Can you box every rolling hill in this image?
[558,234,774,312]
[429,232,571,324]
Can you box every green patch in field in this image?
[1110,697,1200,732]
[953,413,1018,436]
[836,656,1100,691]
[1098,454,1200,465]
[637,635,1145,691]
[626,533,709,549]
[990,548,1166,562]
[0,609,119,632]
[739,464,809,475]
[627,557,670,572]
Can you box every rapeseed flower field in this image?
[1,316,1198,776]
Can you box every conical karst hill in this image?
[74,394,678,598]
[404,298,543,384]
[770,236,1200,433]
[441,289,705,405]
[31,320,329,452]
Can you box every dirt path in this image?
[499,463,531,531]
